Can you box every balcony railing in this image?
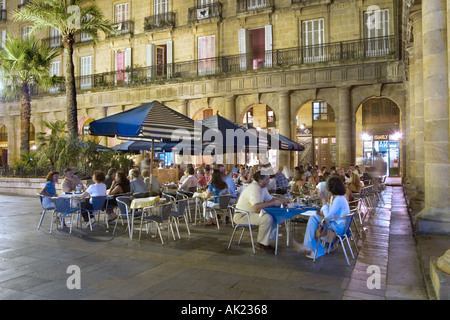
[17,36,396,98]
[144,12,176,31]
[237,0,274,13]
[108,20,134,37]
[188,2,223,22]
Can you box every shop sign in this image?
[373,134,388,140]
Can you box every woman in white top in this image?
[80,170,107,225]
[301,175,350,259]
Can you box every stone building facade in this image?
[2,1,448,233]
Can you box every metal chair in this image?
[37,193,55,230]
[50,197,79,234]
[227,209,257,254]
[81,196,107,230]
[313,212,358,266]
[176,191,196,222]
[169,198,190,239]
[204,194,232,230]
[113,196,134,237]
[138,202,175,244]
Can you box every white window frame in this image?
[80,14,93,42]
[49,61,60,93]
[154,0,168,15]
[49,28,60,48]
[115,48,131,84]
[80,56,92,90]
[115,3,129,23]
[302,18,325,63]
[198,35,215,75]
[248,0,266,10]
[22,25,32,40]
[364,8,390,56]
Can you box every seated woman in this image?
[196,168,208,187]
[106,171,131,221]
[234,167,249,186]
[39,171,60,208]
[79,170,107,226]
[203,169,229,225]
[109,171,131,196]
[348,170,362,194]
[299,175,350,259]
[40,171,60,198]
[291,169,306,194]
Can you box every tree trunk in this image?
[63,34,78,138]
[19,81,31,155]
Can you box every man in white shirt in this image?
[234,171,283,253]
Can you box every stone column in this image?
[223,96,236,168]
[337,86,352,168]
[278,91,291,170]
[417,0,450,234]
[411,9,425,197]
[405,44,416,186]
[5,115,17,165]
[224,95,236,123]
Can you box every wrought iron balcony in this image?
[188,2,223,22]
[144,12,175,31]
[236,0,274,13]
[108,20,134,37]
[23,36,396,97]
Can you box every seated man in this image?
[142,169,161,196]
[274,167,289,195]
[234,171,283,253]
[128,169,149,196]
[62,168,83,193]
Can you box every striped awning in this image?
[89,101,203,143]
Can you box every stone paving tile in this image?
[0,190,432,301]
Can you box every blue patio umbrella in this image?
[199,114,258,154]
[271,133,304,151]
[111,140,172,152]
[88,100,203,143]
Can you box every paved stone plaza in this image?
[0,186,446,300]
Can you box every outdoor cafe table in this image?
[262,206,317,255]
[129,196,164,239]
[193,191,207,224]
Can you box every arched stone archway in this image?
[294,100,337,168]
[355,97,402,176]
[192,107,220,121]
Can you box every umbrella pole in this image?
[150,139,154,195]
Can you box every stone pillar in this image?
[412,9,425,197]
[337,86,352,168]
[5,116,17,165]
[224,95,236,123]
[405,44,416,186]
[417,0,450,234]
[223,96,236,168]
[278,91,291,170]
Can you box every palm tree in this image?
[13,0,116,138]
[0,34,59,155]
